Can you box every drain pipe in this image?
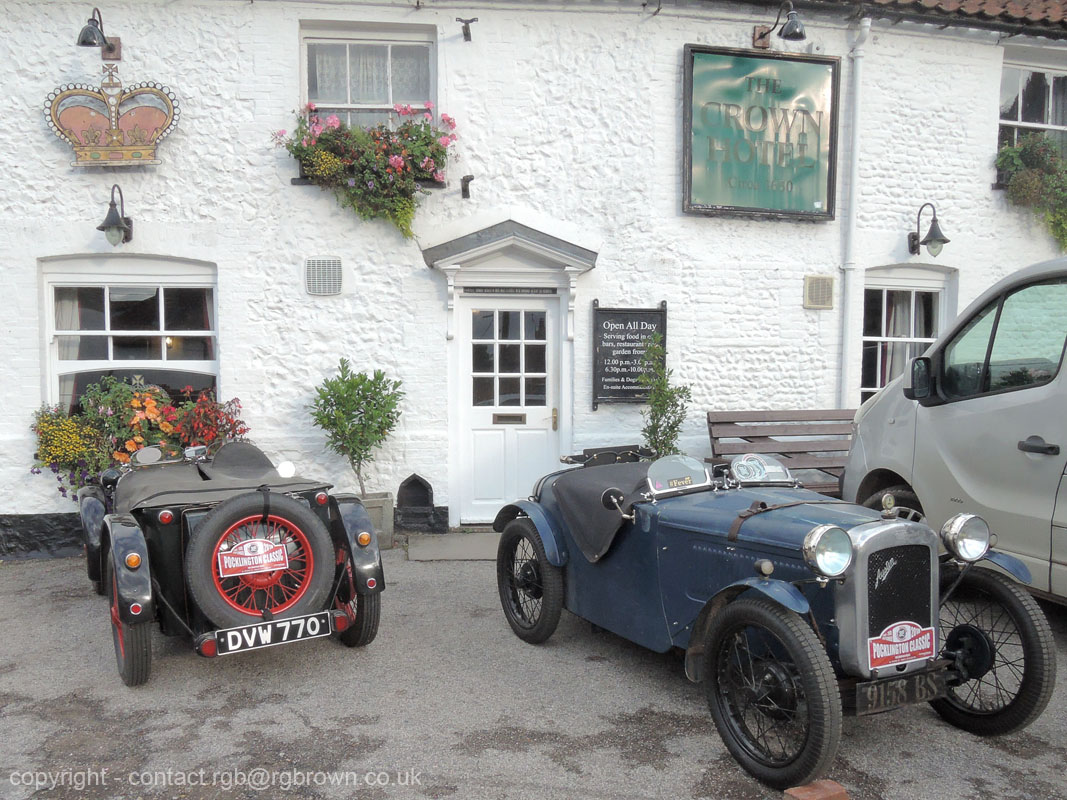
[838,16,872,408]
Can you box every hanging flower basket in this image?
[275,102,458,238]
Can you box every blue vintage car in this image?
[493,450,1056,788]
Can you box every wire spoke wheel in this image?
[334,548,381,648]
[186,492,334,630]
[496,518,562,644]
[705,597,840,789]
[931,567,1055,735]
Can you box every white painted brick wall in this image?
[2,0,1060,514]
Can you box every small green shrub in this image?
[309,358,404,496]
[997,133,1067,250]
[638,335,692,457]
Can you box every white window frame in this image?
[299,21,437,126]
[40,257,219,410]
[999,46,1067,152]
[860,266,957,402]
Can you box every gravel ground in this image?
[0,549,1065,800]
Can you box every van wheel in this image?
[863,485,923,516]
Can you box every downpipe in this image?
[838,17,872,407]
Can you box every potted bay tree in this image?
[310,358,404,546]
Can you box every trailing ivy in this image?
[996,133,1067,250]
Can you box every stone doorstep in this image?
[405,530,500,561]
[784,780,849,800]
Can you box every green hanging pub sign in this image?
[683,45,840,220]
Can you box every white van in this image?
[842,257,1067,601]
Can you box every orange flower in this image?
[130,398,142,409]
[114,452,130,463]
[125,439,139,452]
[160,421,174,434]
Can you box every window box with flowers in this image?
[276,102,459,238]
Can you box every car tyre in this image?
[931,566,1056,735]
[704,596,842,789]
[335,550,381,648]
[497,517,563,644]
[186,492,334,630]
[862,484,923,516]
[107,558,151,687]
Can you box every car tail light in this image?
[124,553,142,569]
[366,578,377,590]
[357,531,372,547]
[158,509,175,525]
[130,603,143,615]
[315,492,329,506]
[331,609,350,633]
[195,634,218,658]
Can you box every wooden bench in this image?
[706,409,856,497]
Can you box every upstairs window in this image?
[302,24,436,128]
[999,65,1067,155]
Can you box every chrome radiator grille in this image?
[867,545,932,633]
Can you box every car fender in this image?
[106,514,154,625]
[493,501,568,567]
[980,549,1032,584]
[77,485,107,584]
[683,578,811,683]
[330,494,385,594]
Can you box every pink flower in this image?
[388,154,404,170]
[325,115,341,129]
[433,170,445,182]
[310,123,324,137]
[305,102,317,112]
[441,113,456,130]
[420,156,436,171]
[449,133,458,143]
[424,100,435,110]
[393,103,403,113]
[301,137,309,147]
[424,112,433,121]
[438,135,451,148]
[276,129,287,137]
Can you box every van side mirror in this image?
[903,356,933,401]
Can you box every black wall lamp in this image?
[908,202,950,257]
[97,184,133,246]
[77,7,121,60]
[754,1,806,48]
[456,17,478,42]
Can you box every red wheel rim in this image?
[335,548,358,623]
[211,514,315,616]
[111,573,125,658]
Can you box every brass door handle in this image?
[552,408,558,431]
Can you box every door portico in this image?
[421,216,598,525]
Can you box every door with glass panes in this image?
[458,297,560,522]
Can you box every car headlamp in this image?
[940,513,990,562]
[802,525,853,578]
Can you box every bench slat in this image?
[707,409,855,423]
[712,439,852,456]
[710,422,854,438]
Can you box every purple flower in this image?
[367,180,376,189]
[347,178,356,187]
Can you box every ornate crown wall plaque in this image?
[44,65,179,166]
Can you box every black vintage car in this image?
[494,449,1056,788]
[77,441,384,686]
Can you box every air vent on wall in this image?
[803,275,834,310]
[305,257,342,296]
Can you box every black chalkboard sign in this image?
[592,300,667,410]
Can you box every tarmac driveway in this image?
[1,548,1065,800]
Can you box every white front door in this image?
[457,297,561,522]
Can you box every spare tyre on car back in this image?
[185,491,334,630]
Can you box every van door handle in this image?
[1018,435,1060,455]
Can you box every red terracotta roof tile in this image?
[843,0,1067,33]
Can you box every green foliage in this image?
[32,376,248,501]
[996,133,1067,250]
[275,103,458,238]
[309,358,404,496]
[637,335,692,457]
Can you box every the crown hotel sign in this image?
[683,45,840,220]
[45,65,179,167]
